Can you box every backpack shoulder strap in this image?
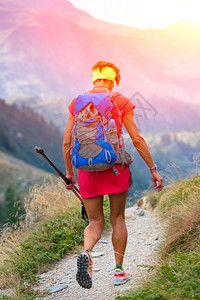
[107,90,120,100]
[82,89,121,112]
[108,91,122,116]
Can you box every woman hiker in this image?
[63,61,164,289]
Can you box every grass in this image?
[0,297,33,300]
[116,174,200,300]
[7,212,85,283]
[2,171,199,299]
[0,177,110,298]
[157,175,200,256]
[144,189,166,210]
[116,249,200,300]
[157,175,200,217]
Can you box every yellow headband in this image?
[92,66,116,83]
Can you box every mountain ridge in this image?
[0,0,199,104]
[13,93,200,134]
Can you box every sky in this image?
[68,0,200,29]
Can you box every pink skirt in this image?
[78,164,131,199]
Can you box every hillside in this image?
[0,99,65,173]
[0,150,55,227]
[0,0,200,107]
[0,150,50,200]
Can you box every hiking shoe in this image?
[76,250,93,289]
[114,268,131,286]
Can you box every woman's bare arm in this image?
[123,110,164,192]
[123,110,154,168]
[63,113,76,188]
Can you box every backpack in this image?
[71,91,132,173]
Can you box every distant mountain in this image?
[126,129,200,200]
[0,0,200,107]
[0,99,65,173]
[15,94,200,134]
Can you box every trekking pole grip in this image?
[34,146,80,192]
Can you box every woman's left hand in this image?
[64,172,76,190]
[151,170,164,192]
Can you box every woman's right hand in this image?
[150,170,164,192]
[64,173,76,190]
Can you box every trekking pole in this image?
[34,146,88,221]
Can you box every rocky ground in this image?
[34,206,167,300]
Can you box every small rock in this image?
[136,209,145,216]
[58,278,72,284]
[120,285,132,292]
[98,240,109,244]
[39,274,46,279]
[146,242,152,245]
[92,252,104,258]
[43,285,68,294]
[106,264,115,271]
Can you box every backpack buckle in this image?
[112,166,120,176]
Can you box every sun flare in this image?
[69,0,200,29]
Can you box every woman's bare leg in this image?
[82,195,105,251]
[109,191,128,265]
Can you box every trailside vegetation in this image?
[0,178,110,298]
[116,175,200,300]
[0,186,25,227]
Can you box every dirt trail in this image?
[36,207,166,300]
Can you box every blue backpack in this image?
[71,92,132,173]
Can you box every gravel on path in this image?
[35,207,167,300]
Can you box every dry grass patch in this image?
[24,176,80,225]
[156,175,200,257]
[0,176,84,293]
